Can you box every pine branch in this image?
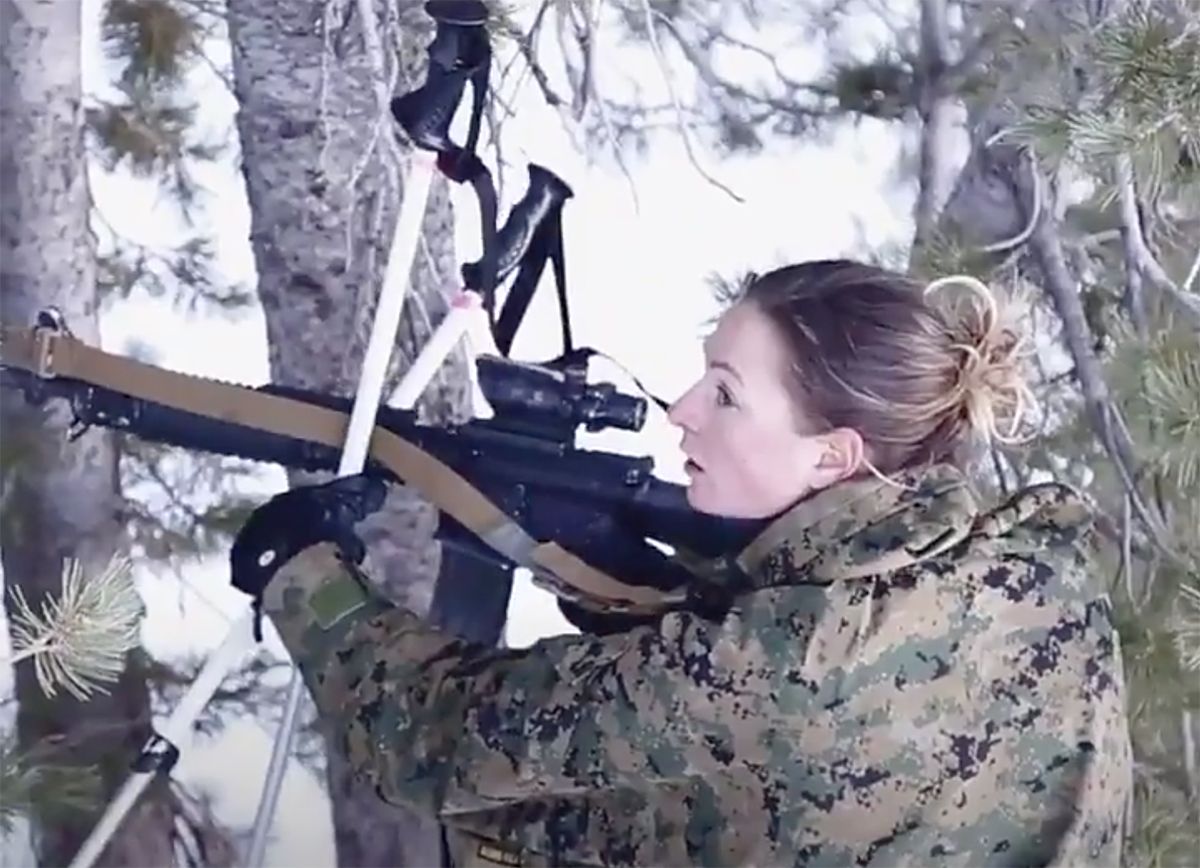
[103,0,200,88]
[1025,196,1182,563]
[84,90,229,238]
[1114,155,1200,330]
[92,218,253,315]
[3,555,145,701]
[0,737,102,837]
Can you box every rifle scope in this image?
[477,355,647,437]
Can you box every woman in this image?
[231,259,1132,867]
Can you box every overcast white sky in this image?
[2,2,912,865]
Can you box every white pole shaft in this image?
[244,152,439,867]
[68,613,259,868]
[388,290,479,410]
[336,156,438,475]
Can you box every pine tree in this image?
[2,0,267,864]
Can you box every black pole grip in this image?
[461,164,574,290]
[389,0,491,154]
[390,66,468,153]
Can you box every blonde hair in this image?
[923,274,1037,447]
[734,260,1038,474]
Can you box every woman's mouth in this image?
[684,458,703,475]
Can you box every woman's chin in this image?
[684,479,721,515]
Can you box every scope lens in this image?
[587,390,646,432]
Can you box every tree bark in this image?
[226,2,484,864]
[0,2,181,865]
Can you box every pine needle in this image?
[1142,344,1200,492]
[0,737,100,836]
[1174,582,1200,674]
[4,555,145,701]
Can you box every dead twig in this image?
[635,0,743,203]
[1115,155,1200,330]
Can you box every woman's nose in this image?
[667,389,697,431]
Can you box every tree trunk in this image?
[226,2,486,864]
[0,2,179,865]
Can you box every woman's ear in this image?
[814,427,865,484]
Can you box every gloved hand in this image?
[230,474,388,640]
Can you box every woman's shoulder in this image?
[732,477,1114,677]
[950,479,1103,605]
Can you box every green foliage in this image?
[0,558,144,837]
[1005,3,1200,206]
[105,0,200,83]
[88,0,250,315]
[0,739,104,839]
[90,0,223,204]
[1108,324,1200,496]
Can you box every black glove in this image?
[230,474,388,640]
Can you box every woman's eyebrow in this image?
[708,360,744,384]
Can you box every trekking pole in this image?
[67,610,259,868]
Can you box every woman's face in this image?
[667,302,863,519]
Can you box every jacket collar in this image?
[733,462,981,588]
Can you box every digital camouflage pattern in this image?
[257,463,1132,867]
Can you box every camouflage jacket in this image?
[260,463,1132,867]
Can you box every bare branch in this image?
[1026,192,1181,563]
[496,4,644,208]
[911,0,956,248]
[1115,155,1200,330]
[635,0,744,202]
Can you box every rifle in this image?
[0,315,767,625]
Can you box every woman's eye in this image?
[716,384,736,407]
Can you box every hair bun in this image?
[923,275,1037,445]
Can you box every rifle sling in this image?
[1,324,679,616]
